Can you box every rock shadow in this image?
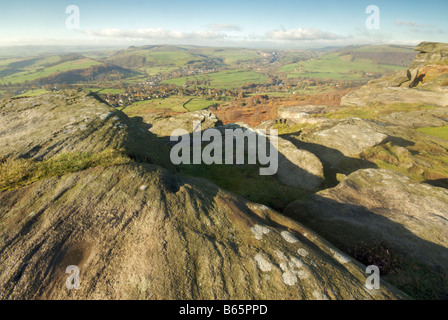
[285,195,448,300]
[279,134,378,188]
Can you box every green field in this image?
[0,58,21,67]
[164,69,268,89]
[247,91,292,97]
[144,66,178,75]
[280,52,404,81]
[84,88,127,94]
[0,58,103,84]
[126,96,191,114]
[191,47,261,65]
[184,98,219,111]
[123,96,218,115]
[13,89,50,97]
[417,126,448,140]
[107,45,266,72]
[353,45,414,53]
[108,46,203,69]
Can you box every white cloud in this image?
[395,20,418,27]
[82,28,225,40]
[208,24,242,32]
[266,28,344,41]
[395,20,445,34]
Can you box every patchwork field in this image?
[0,56,103,84]
[417,126,448,140]
[123,96,219,116]
[84,88,127,94]
[13,89,50,97]
[280,52,404,81]
[164,69,269,89]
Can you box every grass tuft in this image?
[0,149,131,190]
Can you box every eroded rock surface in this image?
[276,137,324,190]
[0,165,406,300]
[285,169,448,299]
[301,118,388,158]
[145,110,221,138]
[0,91,170,166]
[0,91,406,300]
[341,42,448,108]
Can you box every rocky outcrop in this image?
[278,105,328,118]
[410,42,448,69]
[301,118,388,158]
[341,87,448,108]
[277,105,329,126]
[341,42,448,108]
[0,165,406,300]
[145,110,221,138]
[379,107,448,128]
[285,169,448,299]
[0,91,171,167]
[0,92,407,300]
[276,137,324,190]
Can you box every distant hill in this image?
[279,45,417,82]
[0,44,419,93]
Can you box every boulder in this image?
[276,137,324,190]
[215,123,325,191]
[341,86,448,108]
[340,42,448,108]
[147,110,221,138]
[380,108,448,128]
[0,90,171,167]
[302,118,388,157]
[285,168,448,299]
[410,42,448,69]
[278,105,327,119]
[277,105,329,126]
[254,120,277,131]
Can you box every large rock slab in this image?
[278,105,327,119]
[302,118,388,157]
[285,169,448,299]
[0,91,124,159]
[410,42,448,69]
[146,110,221,137]
[341,42,448,108]
[341,87,448,108]
[276,137,324,190]
[380,108,448,128]
[215,123,325,191]
[0,164,406,300]
[0,91,170,166]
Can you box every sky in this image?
[0,0,447,48]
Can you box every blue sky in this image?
[0,0,447,48]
